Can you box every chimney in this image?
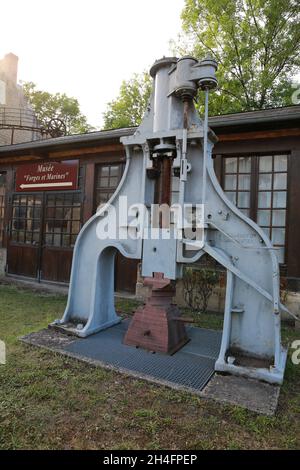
[2,53,19,84]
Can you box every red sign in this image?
[16,161,79,192]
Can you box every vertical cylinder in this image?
[150,58,177,133]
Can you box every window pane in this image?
[45,233,52,245]
[238,175,250,190]
[62,234,70,246]
[56,207,63,219]
[259,156,272,172]
[258,173,272,190]
[34,207,41,219]
[274,155,287,172]
[272,228,285,245]
[272,210,286,226]
[55,195,64,206]
[273,191,286,208]
[109,176,119,187]
[18,230,25,243]
[224,175,237,190]
[110,165,120,177]
[25,231,32,244]
[20,196,27,206]
[100,177,109,188]
[72,207,81,220]
[225,192,236,205]
[53,233,61,247]
[238,192,250,208]
[47,195,55,206]
[33,219,40,231]
[273,173,287,190]
[101,166,109,176]
[32,231,39,243]
[257,210,271,226]
[262,227,270,237]
[27,196,35,206]
[71,234,77,245]
[71,221,80,233]
[224,157,237,173]
[239,157,251,173]
[13,206,20,218]
[64,207,72,219]
[258,192,271,208]
[25,219,32,231]
[62,195,71,204]
[240,208,250,217]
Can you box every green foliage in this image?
[102,73,152,130]
[22,82,93,135]
[183,266,220,313]
[104,1,300,127]
[175,0,300,115]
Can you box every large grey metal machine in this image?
[53,55,289,385]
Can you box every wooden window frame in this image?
[11,193,42,246]
[94,162,125,211]
[221,152,290,267]
[43,191,82,248]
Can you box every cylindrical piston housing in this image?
[150,57,177,132]
[174,56,198,99]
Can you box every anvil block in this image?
[123,303,189,355]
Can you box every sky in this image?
[0,0,185,129]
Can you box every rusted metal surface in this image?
[47,118,67,138]
[124,273,189,354]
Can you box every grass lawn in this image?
[0,283,299,450]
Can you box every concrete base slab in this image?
[21,322,281,415]
[22,327,76,349]
[202,374,280,416]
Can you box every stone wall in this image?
[0,52,41,146]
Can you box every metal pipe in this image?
[202,88,209,207]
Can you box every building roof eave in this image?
[0,127,136,156]
[1,105,300,157]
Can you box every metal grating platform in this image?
[63,320,222,392]
[21,323,281,414]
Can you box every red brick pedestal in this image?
[124,273,189,354]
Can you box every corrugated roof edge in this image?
[1,105,300,154]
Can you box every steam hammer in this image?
[54,55,288,385]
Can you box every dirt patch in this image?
[228,348,273,368]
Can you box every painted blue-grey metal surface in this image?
[53,55,289,384]
[64,321,222,392]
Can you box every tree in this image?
[102,73,152,130]
[175,0,300,115]
[22,82,93,135]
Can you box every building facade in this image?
[0,106,300,301]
